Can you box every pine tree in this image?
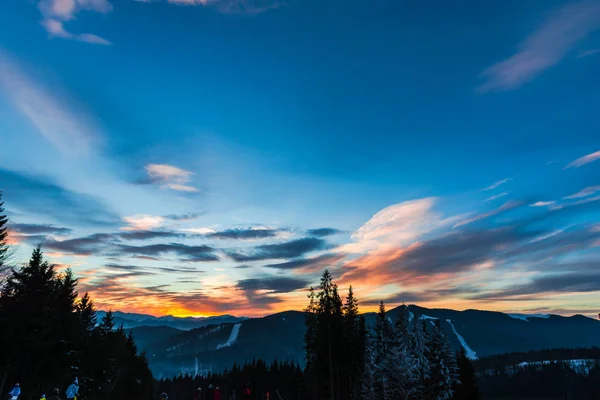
[343,286,362,398]
[359,316,376,400]
[409,318,431,397]
[426,320,458,400]
[453,346,479,400]
[0,192,9,269]
[373,301,394,400]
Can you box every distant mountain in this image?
[127,305,600,379]
[96,310,247,330]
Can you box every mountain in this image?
[125,305,600,378]
[96,310,247,330]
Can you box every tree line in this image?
[304,270,479,400]
[0,192,154,400]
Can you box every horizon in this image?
[1,0,600,319]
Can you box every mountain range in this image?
[119,306,600,379]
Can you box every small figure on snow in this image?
[66,378,79,400]
[229,389,237,400]
[193,387,203,400]
[40,394,46,400]
[214,386,221,400]
[243,382,252,400]
[8,383,20,400]
[207,384,214,400]
[160,392,169,400]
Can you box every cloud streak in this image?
[565,150,600,169]
[0,50,100,155]
[478,0,600,92]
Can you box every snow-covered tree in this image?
[426,320,458,400]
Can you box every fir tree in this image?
[426,320,458,400]
[373,301,393,400]
[453,346,479,400]
[0,192,8,269]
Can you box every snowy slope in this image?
[446,319,477,359]
[507,313,550,321]
[217,323,241,350]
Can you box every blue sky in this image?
[1,0,599,317]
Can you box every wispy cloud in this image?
[482,178,511,191]
[145,164,199,192]
[478,0,600,92]
[485,191,509,202]
[0,50,99,156]
[577,49,600,58]
[564,186,600,199]
[564,150,600,169]
[531,201,556,207]
[38,0,113,45]
[454,200,522,228]
[165,0,282,14]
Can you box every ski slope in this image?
[508,313,550,321]
[446,319,477,359]
[216,323,242,350]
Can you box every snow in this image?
[514,359,595,374]
[419,314,438,321]
[408,311,414,322]
[446,319,477,360]
[508,313,550,321]
[216,323,242,350]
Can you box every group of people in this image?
[7,378,79,400]
[161,381,263,400]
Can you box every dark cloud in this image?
[236,276,310,293]
[118,230,185,241]
[0,168,119,226]
[43,233,114,255]
[208,228,279,240]
[362,292,432,306]
[9,223,71,235]
[307,228,343,237]
[471,272,600,300]
[227,237,328,262]
[264,253,345,271]
[164,213,203,221]
[116,243,219,262]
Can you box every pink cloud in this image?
[478,0,600,92]
[564,150,600,169]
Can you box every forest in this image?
[0,193,154,400]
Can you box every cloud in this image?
[38,0,112,45]
[307,228,343,237]
[207,227,280,240]
[164,212,203,221]
[471,272,600,300]
[563,186,600,199]
[263,253,346,272]
[165,0,282,14]
[118,230,185,240]
[236,276,310,294]
[361,292,431,306]
[577,49,600,58]
[453,200,522,228]
[485,192,510,202]
[43,233,114,255]
[564,150,600,169]
[145,164,199,193]
[116,243,219,262]
[0,168,119,227]
[122,214,166,231]
[531,201,556,207]
[478,0,600,92]
[482,178,511,191]
[0,50,99,155]
[342,198,455,255]
[9,223,71,236]
[227,237,328,262]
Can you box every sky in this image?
[1,0,600,318]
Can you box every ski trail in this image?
[217,323,241,350]
[446,319,477,359]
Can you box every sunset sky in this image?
[1,0,600,318]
